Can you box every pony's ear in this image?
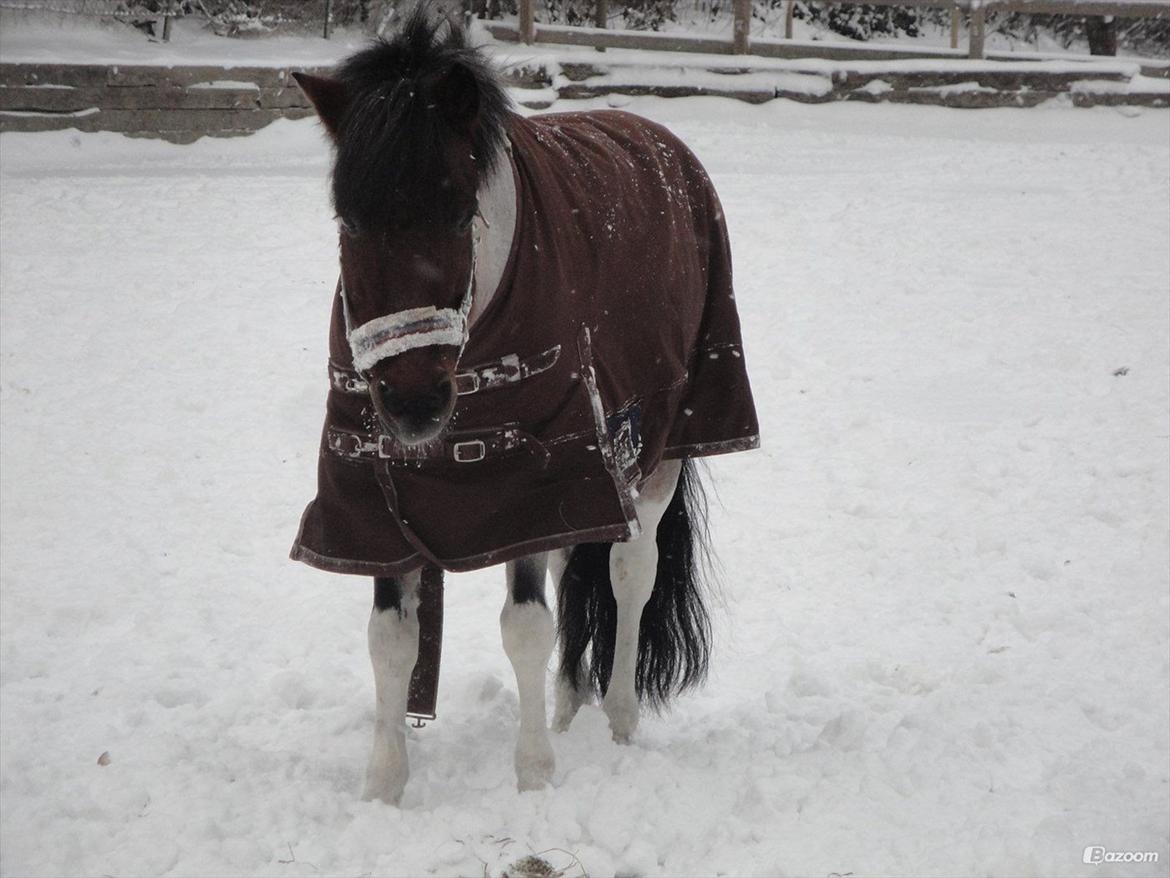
[433,63,480,135]
[292,72,349,140]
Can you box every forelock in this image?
[329,8,511,230]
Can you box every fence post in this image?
[159,0,176,41]
[785,0,795,38]
[733,0,751,53]
[949,5,959,48]
[594,0,608,51]
[323,0,334,39]
[968,1,986,58]
[519,0,535,43]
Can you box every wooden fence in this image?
[488,0,1170,59]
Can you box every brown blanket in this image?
[291,109,759,576]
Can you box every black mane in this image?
[331,7,512,230]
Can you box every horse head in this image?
[293,11,510,445]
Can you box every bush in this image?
[620,0,676,30]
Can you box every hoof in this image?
[361,780,405,805]
[552,677,587,733]
[363,758,408,805]
[515,738,555,791]
[603,693,639,743]
[551,703,579,734]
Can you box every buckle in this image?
[455,371,480,395]
[329,363,369,395]
[452,439,486,463]
[330,433,360,457]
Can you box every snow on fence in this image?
[0,63,333,142]
[2,0,1168,59]
[489,0,1170,59]
[1,0,1167,139]
[1,50,1166,144]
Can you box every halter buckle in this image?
[452,440,486,463]
[455,371,481,395]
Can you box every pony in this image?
[291,8,759,804]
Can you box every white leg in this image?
[549,548,589,732]
[501,555,556,791]
[603,460,681,743]
[363,571,420,804]
[552,652,589,732]
[546,548,571,600]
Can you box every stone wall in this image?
[0,63,331,143]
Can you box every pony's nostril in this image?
[378,380,453,423]
[378,382,401,416]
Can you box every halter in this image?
[342,225,478,374]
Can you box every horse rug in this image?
[291,109,760,577]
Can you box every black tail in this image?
[556,459,713,709]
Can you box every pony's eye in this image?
[457,207,477,234]
[337,217,359,237]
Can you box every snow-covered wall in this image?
[1,50,1167,143]
[0,62,330,142]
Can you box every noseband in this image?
[341,226,479,373]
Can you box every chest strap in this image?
[327,425,551,467]
[329,344,561,397]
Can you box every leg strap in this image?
[407,565,444,724]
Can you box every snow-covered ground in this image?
[1,96,1168,877]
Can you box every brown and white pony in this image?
[292,9,754,804]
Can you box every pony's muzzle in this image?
[379,377,453,421]
[371,375,456,445]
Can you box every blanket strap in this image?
[327,424,551,467]
[577,326,642,539]
[328,345,561,397]
[407,564,443,725]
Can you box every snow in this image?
[557,66,837,98]
[187,80,263,91]
[1072,75,1170,95]
[1,106,99,117]
[859,78,896,96]
[2,96,1169,877]
[0,15,361,66]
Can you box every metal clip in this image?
[329,432,363,458]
